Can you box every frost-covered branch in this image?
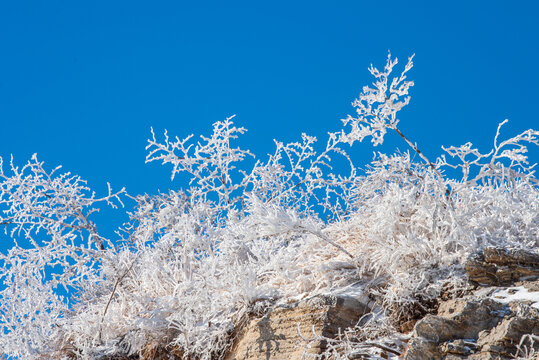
[0,54,537,360]
[146,115,254,211]
[439,119,539,187]
[340,52,415,147]
[0,154,124,249]
[0,154,125,358]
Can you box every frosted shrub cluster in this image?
[0,54,537,359]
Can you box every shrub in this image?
[1,53,537,359]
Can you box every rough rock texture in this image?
[405,247,539,360]
[225,294,370,360]
[466,247,539,287]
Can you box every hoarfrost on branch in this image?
[0,54,537,359]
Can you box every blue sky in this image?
[1,1,538,244]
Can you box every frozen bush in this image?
[0,53,537,359]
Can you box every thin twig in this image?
[99,258,138,341]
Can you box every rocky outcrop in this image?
[405,247,539,360]
[223,247,538,360]
[466,247,539,287]
[114,247,538,359]
[404,294,539,359]
[225,294,370,360]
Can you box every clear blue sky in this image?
[1,1,538,243]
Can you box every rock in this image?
[477,303,539,358]
[225,294,370,360]
[405,337,441,360]
[466,247,539,286]
[406,298,507,359]
[483,247,539,267]
[406,247,539,360]
[440,339,478,356]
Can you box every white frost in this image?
[491,286,539,309]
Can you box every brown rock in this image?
[411,298,506,346]
[477,304,539,358]
[405,337,441,360]
[466,247,539,287]
[483,247,539,267]
[225,294,370,360]
[467,352,512,359]
[406,245,539,360]
[440,339,478,356]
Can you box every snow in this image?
[491,286,539,309]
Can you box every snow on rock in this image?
[491,286,539,309]
[404,247,539,360]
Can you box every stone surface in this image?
[405,247,539,360]
[405,296,539,359]
[227,247,539,360]
[466,247,539,287]
[225,294,370,360]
